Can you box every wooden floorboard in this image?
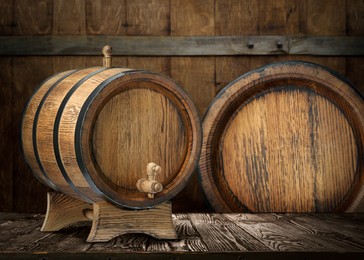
[0,212,363,259]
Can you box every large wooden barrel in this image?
[22,67,202,209]
[199,61,364,213]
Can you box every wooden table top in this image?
[1,212,364,259]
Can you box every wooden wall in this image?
[0,0,363,213]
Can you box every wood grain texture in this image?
[224,213,360,252]
[85,0,127,35]
[346,0,364,99]
[88,201,177,242]
[14,0,53,35]
[53,0,86,35]
[215,0,259,95]
[1,212,364,255]
[170,0,215,214]
[188,214,267,251]
[22,67,201,209]
[0,58,13,212]
[259,0,301,35]
[147,214,207,251]
[41,192,92,232]
[199,61,364,213]
[93,87,187,190]
[306,0,346,36]
[1,0,364,215]
[222,90,357,212]
[126,0,169,36]
[271,214,364,250]
[2,35,364,56]
[126,0,171,77]
[0,0,13,35]
[215,0,259,36]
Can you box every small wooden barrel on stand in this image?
[21,46,202,242]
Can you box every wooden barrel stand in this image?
[41,192,177,242]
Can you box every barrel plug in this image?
[136,162,163,199]
[102,45,112,67]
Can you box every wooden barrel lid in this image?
[78,70,202,208]
[199,61,364,213]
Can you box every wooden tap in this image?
[136,162,163,198]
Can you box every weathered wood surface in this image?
[1,35,363,56]
[0,213,363,259]
[199,61,364,213]
[1,0,364,215]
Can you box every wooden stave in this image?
[22,67,202,209]
[21,70,79,194]
[198,61,364,213]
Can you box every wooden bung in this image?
[199,61,364,213]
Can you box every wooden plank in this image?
[346,0,364,99]
[147,214,207,252]
[52,56,86,72]
[224,214,351,252]
[0,57,13,212]
[1,213,364,255]
[0,214,43,247]
[303,0,346,91]
[289,36,364,55]
[126,0,170,36]
[188,214,268,251]
[170,0,215,214]
[1,35,363,56]
[85,0,127,35]
[87,234,149,252]
[13,0,53,35]
[306,0,346,36]
[215,0,259,36]
[126,0,170,76]
[347,0,364,35]
[277,214,364,250]
[0,0,13,35]
[53,0,86,35]
[215,0,259,93]
[260,214,364,251]
[25,227,92,252]
[259,0,301,35]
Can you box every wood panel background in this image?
[0,0,363,213]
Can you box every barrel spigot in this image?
[136,163,163,199]
[102,45,112,67]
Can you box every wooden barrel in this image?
[199,61,364,213]
[21,67,202,209]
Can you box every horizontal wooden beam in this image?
[0,36,363,56]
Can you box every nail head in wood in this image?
[247,42,254,49]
